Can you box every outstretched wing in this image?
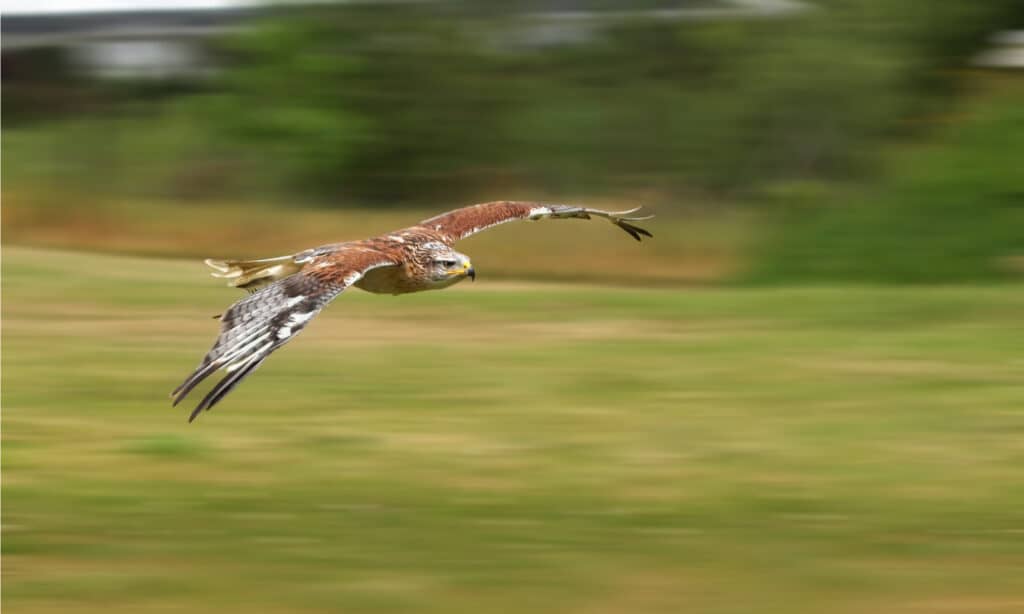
[172,249,398,422]
[419,201,653,243]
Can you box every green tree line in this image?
[187,0,1021,203]
[6,0,1021,206]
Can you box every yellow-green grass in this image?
[3,246,1024,613]
[1,193,751,284]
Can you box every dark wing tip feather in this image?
[170,360,218,406]
[617,221,653,241]
[187,356,268,422]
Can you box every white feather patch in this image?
[277,311,316,339]
[226,341,273,372]
[218,332,270,365]
[289,311,316,325]
[527,206,553,220]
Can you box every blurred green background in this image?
[3,1,1024,612]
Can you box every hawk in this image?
[172,201,653,421]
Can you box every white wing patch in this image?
[276,310,316,340]
[219,332,271,367]
[527,206,554,220]
[226,341,273,372]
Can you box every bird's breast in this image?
[355,263,429,295]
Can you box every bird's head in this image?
[424,244,475,287]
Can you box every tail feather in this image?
[206,255,303,292]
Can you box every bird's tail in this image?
[205,255,303,293]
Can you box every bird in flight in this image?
[172,201,653,421]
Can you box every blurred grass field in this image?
[3,245,1024,613]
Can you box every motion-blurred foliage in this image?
[750,82,1024,283]
[190,0,1024,201]
[4,0,1021,205]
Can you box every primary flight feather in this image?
[172,201,653,421]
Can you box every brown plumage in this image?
[172,201,653,421]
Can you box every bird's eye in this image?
[439,259,456,267]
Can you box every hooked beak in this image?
[447,261,476,281]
